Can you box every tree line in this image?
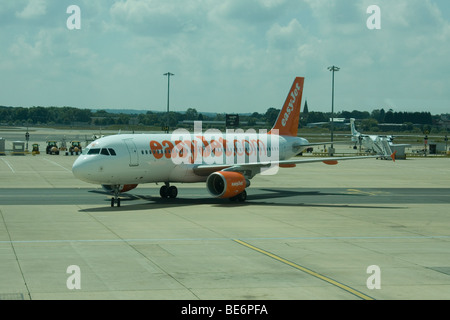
[0,106,281,127]
[301,104,433,125]
[0,106,92,126]
[0,105,440,132]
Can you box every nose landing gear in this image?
[111,185,121,207]
[111,197,121,207]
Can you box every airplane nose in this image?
[72,156,91,182]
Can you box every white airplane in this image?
[350,118,410,158]
[73,77,392,207]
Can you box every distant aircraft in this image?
[72,78,392,207]
[350,118,410,158]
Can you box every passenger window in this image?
[101,148,110,155]
[108,148,116,156]
[87,148,100,155]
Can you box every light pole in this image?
[328,65,340,156]
[163,72,174,133]
[445,135,448,153]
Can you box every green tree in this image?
[185,108,198,120]
[28,107,49,124]
[264,107,280,125]
[384,109,394,123]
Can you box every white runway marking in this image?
[1,158,15,173]
[42,157,72,173]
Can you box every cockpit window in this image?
[84,147,116,156]
[100,148,110,155]
[87,148,101,155]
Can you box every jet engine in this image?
[102,184,138,193]
[206,171,249,199]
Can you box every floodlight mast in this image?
[163,72,174,133]
[327,65,340,156]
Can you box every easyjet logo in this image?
[161,121,281,175]
[231,181,244,187]
[281,82,301,127]
[149,137,269,164]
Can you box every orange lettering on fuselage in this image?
[233,139,244,156]
[150,140,164,159]
[149,138,270,162]
[210,139,222,157]
[161,140,174,159]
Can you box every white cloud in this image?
[210,0,288,23]
[267,19,305,49]
[109,0,205,36]
[16,0,47,19]
[0,0,449,113]
[294,0,450,112]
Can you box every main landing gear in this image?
[108,183,245,207]
[229,190,247,202]
[159,183,178,199]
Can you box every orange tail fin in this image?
[390,151,397,162]
[269,77,304,137]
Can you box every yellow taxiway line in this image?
[234,239,375,300]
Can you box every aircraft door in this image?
[123,139,139,166]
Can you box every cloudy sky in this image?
[0,0,449,115]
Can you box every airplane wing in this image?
[391,143,412,147]
[299,142,334,147]
[193,154,390,178]
[301,141,349,147]
[292,141,349,154]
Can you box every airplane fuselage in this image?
[72,133,309,186]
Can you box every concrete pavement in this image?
[0,148,449,300]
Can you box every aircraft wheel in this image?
[229,190,246,202]
[237,190,247,202]
[160,185,169,198]
[168,186,178,198]
[111,197,121,207]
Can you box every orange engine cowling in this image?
[102,184,138,193]
[206,171,249,199]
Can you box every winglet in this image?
[390,151,397,162]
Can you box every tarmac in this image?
[0,129,450,300]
